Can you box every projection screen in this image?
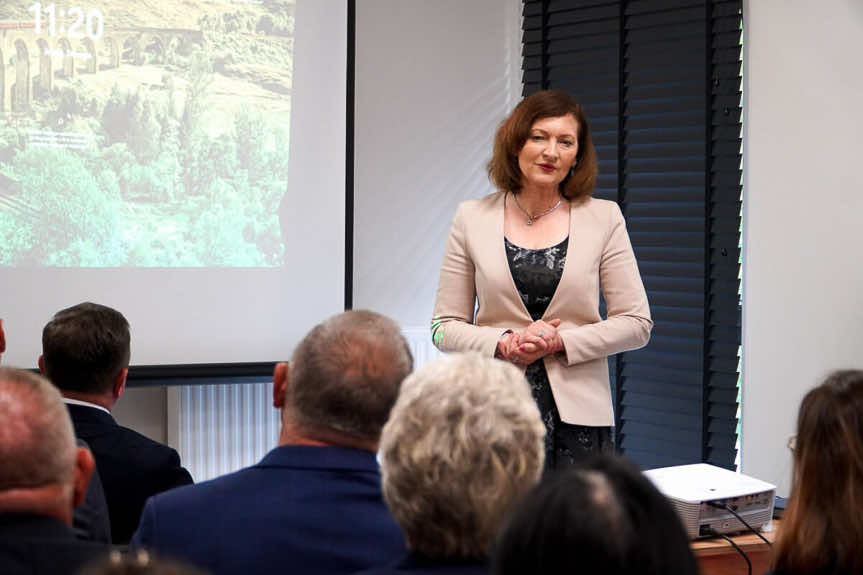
[0,0,346,368]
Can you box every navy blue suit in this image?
[66,404,193,544]
[132,445,406,575]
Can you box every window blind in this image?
[522,0,742,470]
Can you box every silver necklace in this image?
[511,192,563,226]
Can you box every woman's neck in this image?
[516,184,562,213]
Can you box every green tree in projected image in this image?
[0,0,293,267]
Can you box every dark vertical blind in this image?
[522,0,742,470]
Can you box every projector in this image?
[643,463,775,539]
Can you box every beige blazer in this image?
[431,191,652,426]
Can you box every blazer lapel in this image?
[487,192,532,322]
[544,197,591,321]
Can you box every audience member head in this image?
[79,550,208,575]
[492,454,699,575]
[273,310,413,450]
[0,367,94,525]
[773,369,863,574]
[379,352,545,560]
[40,302,131,407]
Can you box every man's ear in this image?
[38,355,46,375]
[273,362,289,408]
[112,368,128,401]
[0,318,6,359]
[72,447,95,509]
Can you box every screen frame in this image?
[0,0,354,386]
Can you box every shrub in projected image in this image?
[0,147,124,266]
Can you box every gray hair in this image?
[287,310,413,441]
[0,367,77,490]
[379,352,546,559]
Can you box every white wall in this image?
[741,0,863,496]
[113,387,167,444]
[353,0,522,327]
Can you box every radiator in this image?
[172,326,439,483]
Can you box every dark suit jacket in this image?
[66,403,193,544]
[0,514,108,575]
[73,438,112,543]
[132,445,406,575]
[353,553,488,575]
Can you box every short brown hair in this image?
[288,310,413,442]
[773,370,863,574]
[488,89,597,201]
[42,302,131,395]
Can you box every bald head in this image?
[0,367,93,523]
[0,367,77,490]
[284,310,413,443]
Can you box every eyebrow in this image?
[531,128,577,139]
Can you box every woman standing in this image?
[431,90,651,468]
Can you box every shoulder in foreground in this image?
[147,465,252,506]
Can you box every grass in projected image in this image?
[0,0,294,267]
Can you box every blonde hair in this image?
[379,353,545,559]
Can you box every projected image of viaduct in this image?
[0,22,203,114]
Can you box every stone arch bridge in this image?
[0,22,203,114]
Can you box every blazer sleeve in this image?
[159,448,194,491]
[431,203,511,357]
[560,203,653,365]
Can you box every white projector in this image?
[643,463,776,539]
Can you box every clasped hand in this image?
[496,318,562,365]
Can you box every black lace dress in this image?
[505,236,614,470]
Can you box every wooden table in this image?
[691,520,779,575]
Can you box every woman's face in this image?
[517,114,580,190]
